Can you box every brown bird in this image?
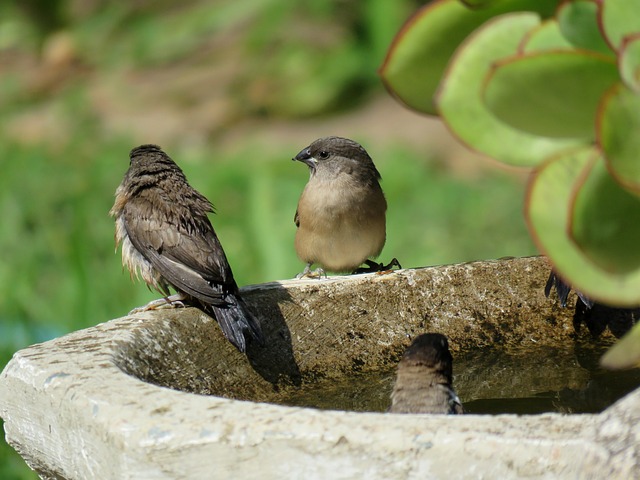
[109,144,264,352]
[293,136,399,277]
[389,333,463,414]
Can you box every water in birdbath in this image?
[277,342,640,414]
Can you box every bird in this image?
[389,333,463,414]
[109,144,264,353]
[545,270,593,308]
[292,136,400,277]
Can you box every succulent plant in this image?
[380,0,640,367]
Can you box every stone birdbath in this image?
[1,256,639,478]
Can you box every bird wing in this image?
[123,197,233,305]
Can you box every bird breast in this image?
[295,174,386,271]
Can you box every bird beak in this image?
[293,147,317,170]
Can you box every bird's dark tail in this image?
[207,295,264,353]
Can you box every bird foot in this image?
[296,264,326,279]
[129,293,187,314]
[353,258,402,275]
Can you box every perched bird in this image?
[389,333,463,414]
[545,270,639,339]
[109,144,264,352]
[292,136,400,277]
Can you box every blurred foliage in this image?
[0,0,538,477]
[1,0,418,117]
[13,0,67,39]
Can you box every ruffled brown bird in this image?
[110,144,263,352]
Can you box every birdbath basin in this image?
[1,256,639,479]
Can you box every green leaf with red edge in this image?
[436,13,583,166]
[526,147,640,306]
[483,51,619,138]
[519,19,573,53]
[619,33,640,92]
[601,322,640,369]
[597,83,640,194]
[569,156,640,274]
[557,0,613,55]
[379,0,558,115]
[597,0,640,51]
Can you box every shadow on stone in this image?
[244,283,302,389]
[111,283,302,401]
[112,315,275,402]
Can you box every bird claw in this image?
[353,258,402,275]
[296,264,326,279]
[381,258,402,272]
[128,294,187,314]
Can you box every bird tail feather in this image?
[208,296,264,353]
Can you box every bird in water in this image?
[389,333,463,414]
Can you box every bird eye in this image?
[318,150,330,159]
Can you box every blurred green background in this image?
[0,0,537,477]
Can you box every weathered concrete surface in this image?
[1,257,639,479]
[116,255,583,401]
